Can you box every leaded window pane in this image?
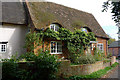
[0,44,7,53]
[51,41,62,54]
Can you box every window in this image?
[50,24,59,31]
[97,43,104,51]
[50,41,62,54]
[0,43,7,53]
[81,28,88,33]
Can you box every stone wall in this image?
[17,56,116,78]
[103,62,111,69]
[57,60,104,77]
[57,56,116,77]
[111,56,116,65]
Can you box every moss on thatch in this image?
[28,2,57,28]
[72,21,87,29]
[26,2,109,39]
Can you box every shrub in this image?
[2,59,19,80]
[68,53,78,63]
[94,48,106,61]
[27,52,60,80]
[103,58,111,63]
[2,51,60,80]
[107,52,112,58]
[75,54,96,64]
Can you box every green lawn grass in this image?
[67,62,119,79]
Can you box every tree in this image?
[107,34,116,45]
[102,0,120,25]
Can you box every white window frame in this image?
[50,24,59,32]
[97,43,104,51]
[50,41,62,54]
[0,43,7,53]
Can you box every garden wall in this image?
[17,56,116,78]
[57,56,116,77]
[57,60,104,77]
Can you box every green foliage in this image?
[75,54,96,64]
[25,27,96,56]
[44,28,60,40]
[102,1,120,24]
[66,29,96,62]
[58,28,72,41]
[107,52,112,58]
[2,59,19,80]
[87,32,96,41]
[70,29,89,49]
[107,34,115,45]
[111,62,119,68]
[2,27,96,80]
[19,51,60,80]
[2,51,59,80]
[72,21,87,28]
[94,48,106,61]
[67,62,119,79]
[20,52,36,61]
[68,53,79,63]
[29,52,59,80]
[2,29,60,80]
[103,58,111,63]
[24,32,42,52]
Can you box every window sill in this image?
[50,53,62,54]
[0,52,6,53]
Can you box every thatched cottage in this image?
[0,2,28,58]
[0,1,109,59]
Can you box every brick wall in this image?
[18,56,116,78]
[34,39,68,58]
[34,37,108,58]
[57,60,112,77]
[97,37,108,56]
[108,47,120,57]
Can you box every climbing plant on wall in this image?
[25,27,96,55]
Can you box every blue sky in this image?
[46,0,118,40]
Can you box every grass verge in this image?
[67,62,119,79]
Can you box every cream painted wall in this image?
[0,24,28,59]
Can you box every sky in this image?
[46,0,118,40]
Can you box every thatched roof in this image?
[2,1,108,39]
[26,2,108,39]
[2,2,27,24]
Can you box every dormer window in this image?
[81,28,88,33]
[50,24,59,31]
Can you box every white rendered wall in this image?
[0,24,28,59]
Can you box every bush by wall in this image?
[2,51,60,80]
[75,54,96,64]
[2,59,19,80]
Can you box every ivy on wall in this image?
[25,27,96,55]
